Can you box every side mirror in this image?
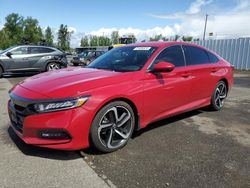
[6,52,12,58]
[152,61,175,72]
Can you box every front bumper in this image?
[8,100,93,150]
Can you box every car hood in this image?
[18,67,133,98]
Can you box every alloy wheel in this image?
[47,63,60,71]
[214,82,227,108]
[97,106,133,149]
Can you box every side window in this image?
[29,47,41,54]
[183,46,210,65]
[29,47,55,54]
[40,47,54,53]
[207,51,219,63]
[11,47,28,55]
[153,45,185,67]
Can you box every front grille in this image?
[9,103,25,133]
[8,94,33,134]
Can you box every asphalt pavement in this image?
[0,72,250,188]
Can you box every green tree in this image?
[3,13,24,45]
[45,26,54,46]
[182,36,193,42]
[111,31,119,44]
[98,36,111,46]
[22,17,43,44]
[57,24,71,51]
[0,29,11,49]
[150,34,163,41]
[89,35,98,46]
[174,34,180,41]
[80,36,89,47]
[127,34,137,43]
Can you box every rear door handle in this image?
[181,72,191,78]
[22,58,28,60]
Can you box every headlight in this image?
[33,96,89,113]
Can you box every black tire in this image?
[210,81,228,111]
[46,62,61,71]
[90,101,135,153]
[0,66,3,78]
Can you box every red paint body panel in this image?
[8,42,234,150]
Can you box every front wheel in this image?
[210,81,228,111]
[46,62,61,71]
[90,101,135,153]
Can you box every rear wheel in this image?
[46,62,61,71]
[90,101,135,153]
[210,81,227,111]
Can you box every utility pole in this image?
[203,14,208,40]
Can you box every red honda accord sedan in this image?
[8,42,233,152]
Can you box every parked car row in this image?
[71,50,106,66]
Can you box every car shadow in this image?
[3,72,37,78]
[8,127,81,160]
[83,107,209,155]
[132,109,204,138]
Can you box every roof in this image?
[126,41,201,48]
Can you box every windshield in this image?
[87,46,157,72]
[0,46,15,55]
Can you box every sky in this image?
[0,0,250,47]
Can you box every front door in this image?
[142,45,192,125]
[8,47,30,71]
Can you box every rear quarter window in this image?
[207,51,219,63]
[183,45,210,66]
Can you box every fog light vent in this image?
[39,129,70,139]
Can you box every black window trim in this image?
[146,44,187,72]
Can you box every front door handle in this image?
[181,72,191,78]
[211,68,219,73]
[22,58,28,60]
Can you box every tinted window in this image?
[11,47,28,55]
[207,51,219,63]
[29,47,54,54]
[40,47,55,53]
[184,46,210,65]
[29,47,41,54]
[153,45,185,67]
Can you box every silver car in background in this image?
[0,45,68,77]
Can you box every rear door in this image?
[28,47,55,71]
[182,45,218,102]
[143,45,192,123]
